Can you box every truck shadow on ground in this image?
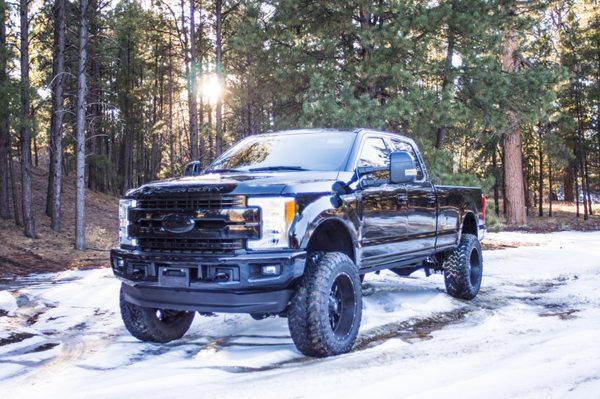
[72,279,473,373]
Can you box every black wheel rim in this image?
[469,248,482,287]
[328,273,356,338]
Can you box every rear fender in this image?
[458,211,478,242]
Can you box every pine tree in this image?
[0,0,9,220]
[19,0,35,238]
[47,0,66,232]
[75,0,89,250]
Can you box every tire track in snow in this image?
[0,291,120,383]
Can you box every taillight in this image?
[480,194,486,222]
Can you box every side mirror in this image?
[183,161,202,177]
[332,181,350,196]
[390,151,417,184]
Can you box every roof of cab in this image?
[252,128,355,137]
[253,128,415,144]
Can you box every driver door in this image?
[388,137,437,254]
[358,136,408,266]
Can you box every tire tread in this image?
[120,286,194,343]
[443,234,482,300]
[288,252,362,357]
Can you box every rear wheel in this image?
[443,234,483,300]
[288,252,362,357]
[120,285,195,343]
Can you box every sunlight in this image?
[200,73,223,105]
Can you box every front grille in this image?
[131,194,253,254]
[139,237,244,254]
[138,195,245,211]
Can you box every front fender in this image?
[290,194,360,252]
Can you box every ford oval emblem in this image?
[161,214,195,234]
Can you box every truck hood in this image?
[126,171,342,197]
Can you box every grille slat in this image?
[138,195,244,211]
[139,237,243,254]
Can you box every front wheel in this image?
[120,285,195,343]
[287,252,362,357]
[443,234,483,300]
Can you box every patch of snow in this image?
[0,231,599,399]
[0,291,17,314]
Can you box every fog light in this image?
[115,258,125,269]
[261,265,281,276]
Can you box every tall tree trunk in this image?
[538,126,543,217]
[523,152,532,216]
[563,164,574,202]
[88,0,100,192]
[9,153,21,226]
[574,90,588,220]
[574,164,580,218]
[20,0,35,238]
[501,137,507,216]
[208,102,213,159]
[0,0,9,220]
[215,0,223,155]
[501,29,527,225]
[548,161,553,217]
[197,0,204,160]
[583,149,592,216]
[492,145,500,216]
[47,0,66,231]
[75,0,89,250]
[168,36,175,175]
[186,0,199,161]
[435,0,456,149]
[33,130,38,167]
[121,37,132,194]
[577,146,588,220]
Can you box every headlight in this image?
[248,197,295,249]
[119,199,137,247]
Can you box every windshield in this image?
[207,132,356,172]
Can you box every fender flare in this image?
[291,196,360,260]
[458,210,478,242]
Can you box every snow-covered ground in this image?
[1,231,600,399]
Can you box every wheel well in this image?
[461,212,478,236]
[306,219,355,263]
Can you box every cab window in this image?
[358,137,390,168]
[358,137,390,183]
[388,138,425,180]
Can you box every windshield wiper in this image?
[248,166,309,172]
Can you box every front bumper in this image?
[121,284,294,313]
[110,248,306,314]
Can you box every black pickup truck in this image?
[112,128,485,357]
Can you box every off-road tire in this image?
[287,252,362,357]
[443,234,483,300]
[120,285,195,343]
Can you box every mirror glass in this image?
[390,151,417,184]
